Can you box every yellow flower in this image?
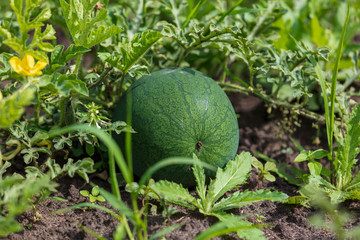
[9,54,47,76]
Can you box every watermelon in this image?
[113,67,239,186]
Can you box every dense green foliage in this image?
[113,67,239,186]
[0,0,360,239]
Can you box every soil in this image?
[3,92,352,240]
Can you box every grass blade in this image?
[328,2,350,157]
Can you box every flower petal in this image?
[29,60,47,76]
[9,56,24,74]
[22,54,35,69]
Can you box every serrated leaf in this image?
[205,213,267,240]
[60,0,122,48]
[206,152,252,205]
[336,103,360,188]
[0,26,12,39]
[26,50,49,63]
[150,180,196,210]
[64,45,90,62]
[212,189,288,212]
[3,38,22,53]
[85,25,122,48]
[47,158,95,182]
[192,154,207,201]
[32,8,51,23]
[107,30,162,73]
[346,173,360,191]
[0,53,12,76]
[300,175,344,204]
[43,73,89,97]
[283,196,310,207]
[48,44,90,72]
[52,136,72,150]
[0,87,36,129]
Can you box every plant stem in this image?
[88,68,112,89]
[34,103,40,126]
[218,82,330,124]
[59,97,68,127]
[75,94,109,108]
[74,55,83,79]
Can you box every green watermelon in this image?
[113,67,239,186]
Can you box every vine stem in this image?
[218,82,331,124]
[74,55,83,78]
[59,97,68,127]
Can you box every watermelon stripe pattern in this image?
[113,67,239,186]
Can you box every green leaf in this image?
[52,136,72,150]
[80,190,90,197]
[308,162,322,176]
[253,151,304,186]
[56,74,89,97]
[150,180,196,210]
[0,53,12,76]
[86,25,122,48]
[0,87,36,129]
[192,154,207,202]
[0,26,12,39]
[206,152,252,205]
[92,186,100,196]
[7,0,55,61]
[300,175,345,204]
[264,162,276,172]
[41,73,89,97]
[310,16,329,47]
[106,30,162,73]
[202,213,267,240]
[336,104,360,189]
[85,143,95,156]
[59,0,122,48]
[212,189,288,212]
[251,157,264,171]
[0,171,57,237]
[283,196,310,207]
[294,151,309,162]
[89,195,97,202]
[47,158,95,182]
[49,44,90,71]
[20,147,51,164]
[264,174,276,182]
[312,149,329,159]
[96,195,106,202]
